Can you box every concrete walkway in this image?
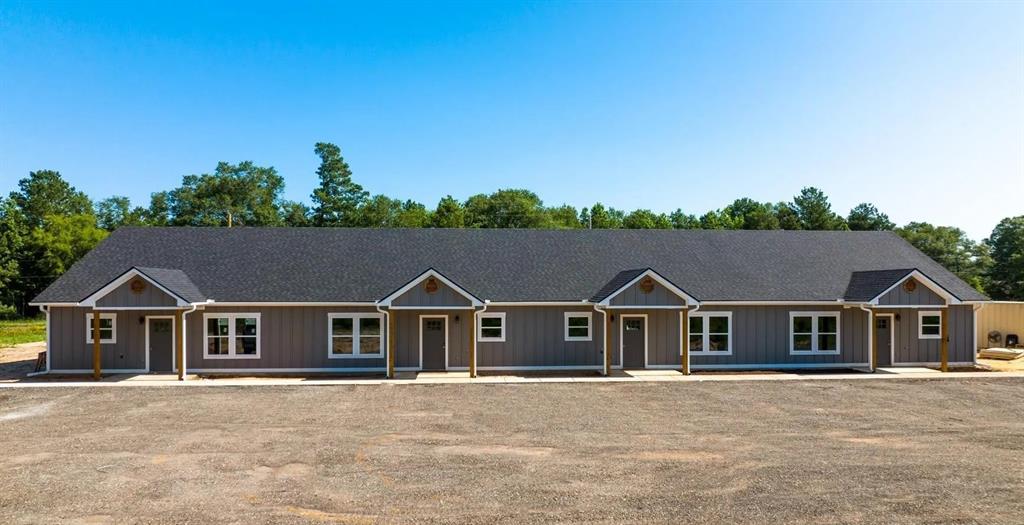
[2,367,1024,387]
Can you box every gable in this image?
[876,277,947,306]
[609,277,687,307]
[95,276,179,308]
[391,275,473,307]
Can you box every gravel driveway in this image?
[1,378,1022,524]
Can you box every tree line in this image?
[2,142,1022,316]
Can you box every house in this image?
[30,228,988,379]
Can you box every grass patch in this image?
[0,319,46,347]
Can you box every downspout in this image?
[42,305,51,374]
[472,302,488,378]
[859,304,874,372]
[180,303,200,380]
[593,304,609,376]
[375,303,391,378]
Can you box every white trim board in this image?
[690,363,871,370]
[326,312,385,359]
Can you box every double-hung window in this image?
[564,312,592,341]
[328,313,383,358]
[918,311,942,339]
[688,312,732,355]
[789,312,840,354]
[84,313,117,344]
[478,312,506,342]
[205,313,260,358]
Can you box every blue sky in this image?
[1,1,1021,239]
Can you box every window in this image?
[204,313,260,358]
[84,313,116,344]
[478,312,505,342]
[789,312,840,354]
[564,312,592,341]
[918,311,942,339]
[328,313,383,358]
[688,312,731,355]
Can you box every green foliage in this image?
[0,318,46,344]
[26,214,108,277]
[985,216,1024,299]
[847,203,895,231]
[791,187,847,230]
[585,203,624,229]
[95,196,147,231]
[723,198,779,230]
[394,200,431,228]
[623,209,672,229]
[0,197,25,308]
[545,205,582,229]
[311,143,366,226]
[773,202,802,230]
[896,222,987,292]
[280,201,311,227]
[145,192,172,226]
[169,161,285,227]
[432,196,465,228]
[669,209,700,229]
[699,210,742,230]
[8,170,92,228]
[465,189,547,228]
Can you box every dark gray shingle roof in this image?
[842,269,915,302]
[133,267,207,303]
[33,227,988,304]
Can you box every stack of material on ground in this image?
[978,347,1024,360]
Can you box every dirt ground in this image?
[0,342,43,379]
[1,379,1022,524]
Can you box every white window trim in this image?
[918,311,942,340]
[688,311,733,355]
[789,311,841,355]
[478,312,506,342]
[203,312,261,359]
[327,313,385,359]
[84,313,117,344]
[564,312,593,342]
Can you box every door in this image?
[421,317,447,370]
[622,317,646,368]
[875,316,892,367]
[148,318,174,372]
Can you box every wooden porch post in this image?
[681,309,690,375]
[175,310,184,381]
[469,310,477,378]
[92,310,102,380]
[387,311,396,379]
[940,308,949,372]
[604,313,612,376]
